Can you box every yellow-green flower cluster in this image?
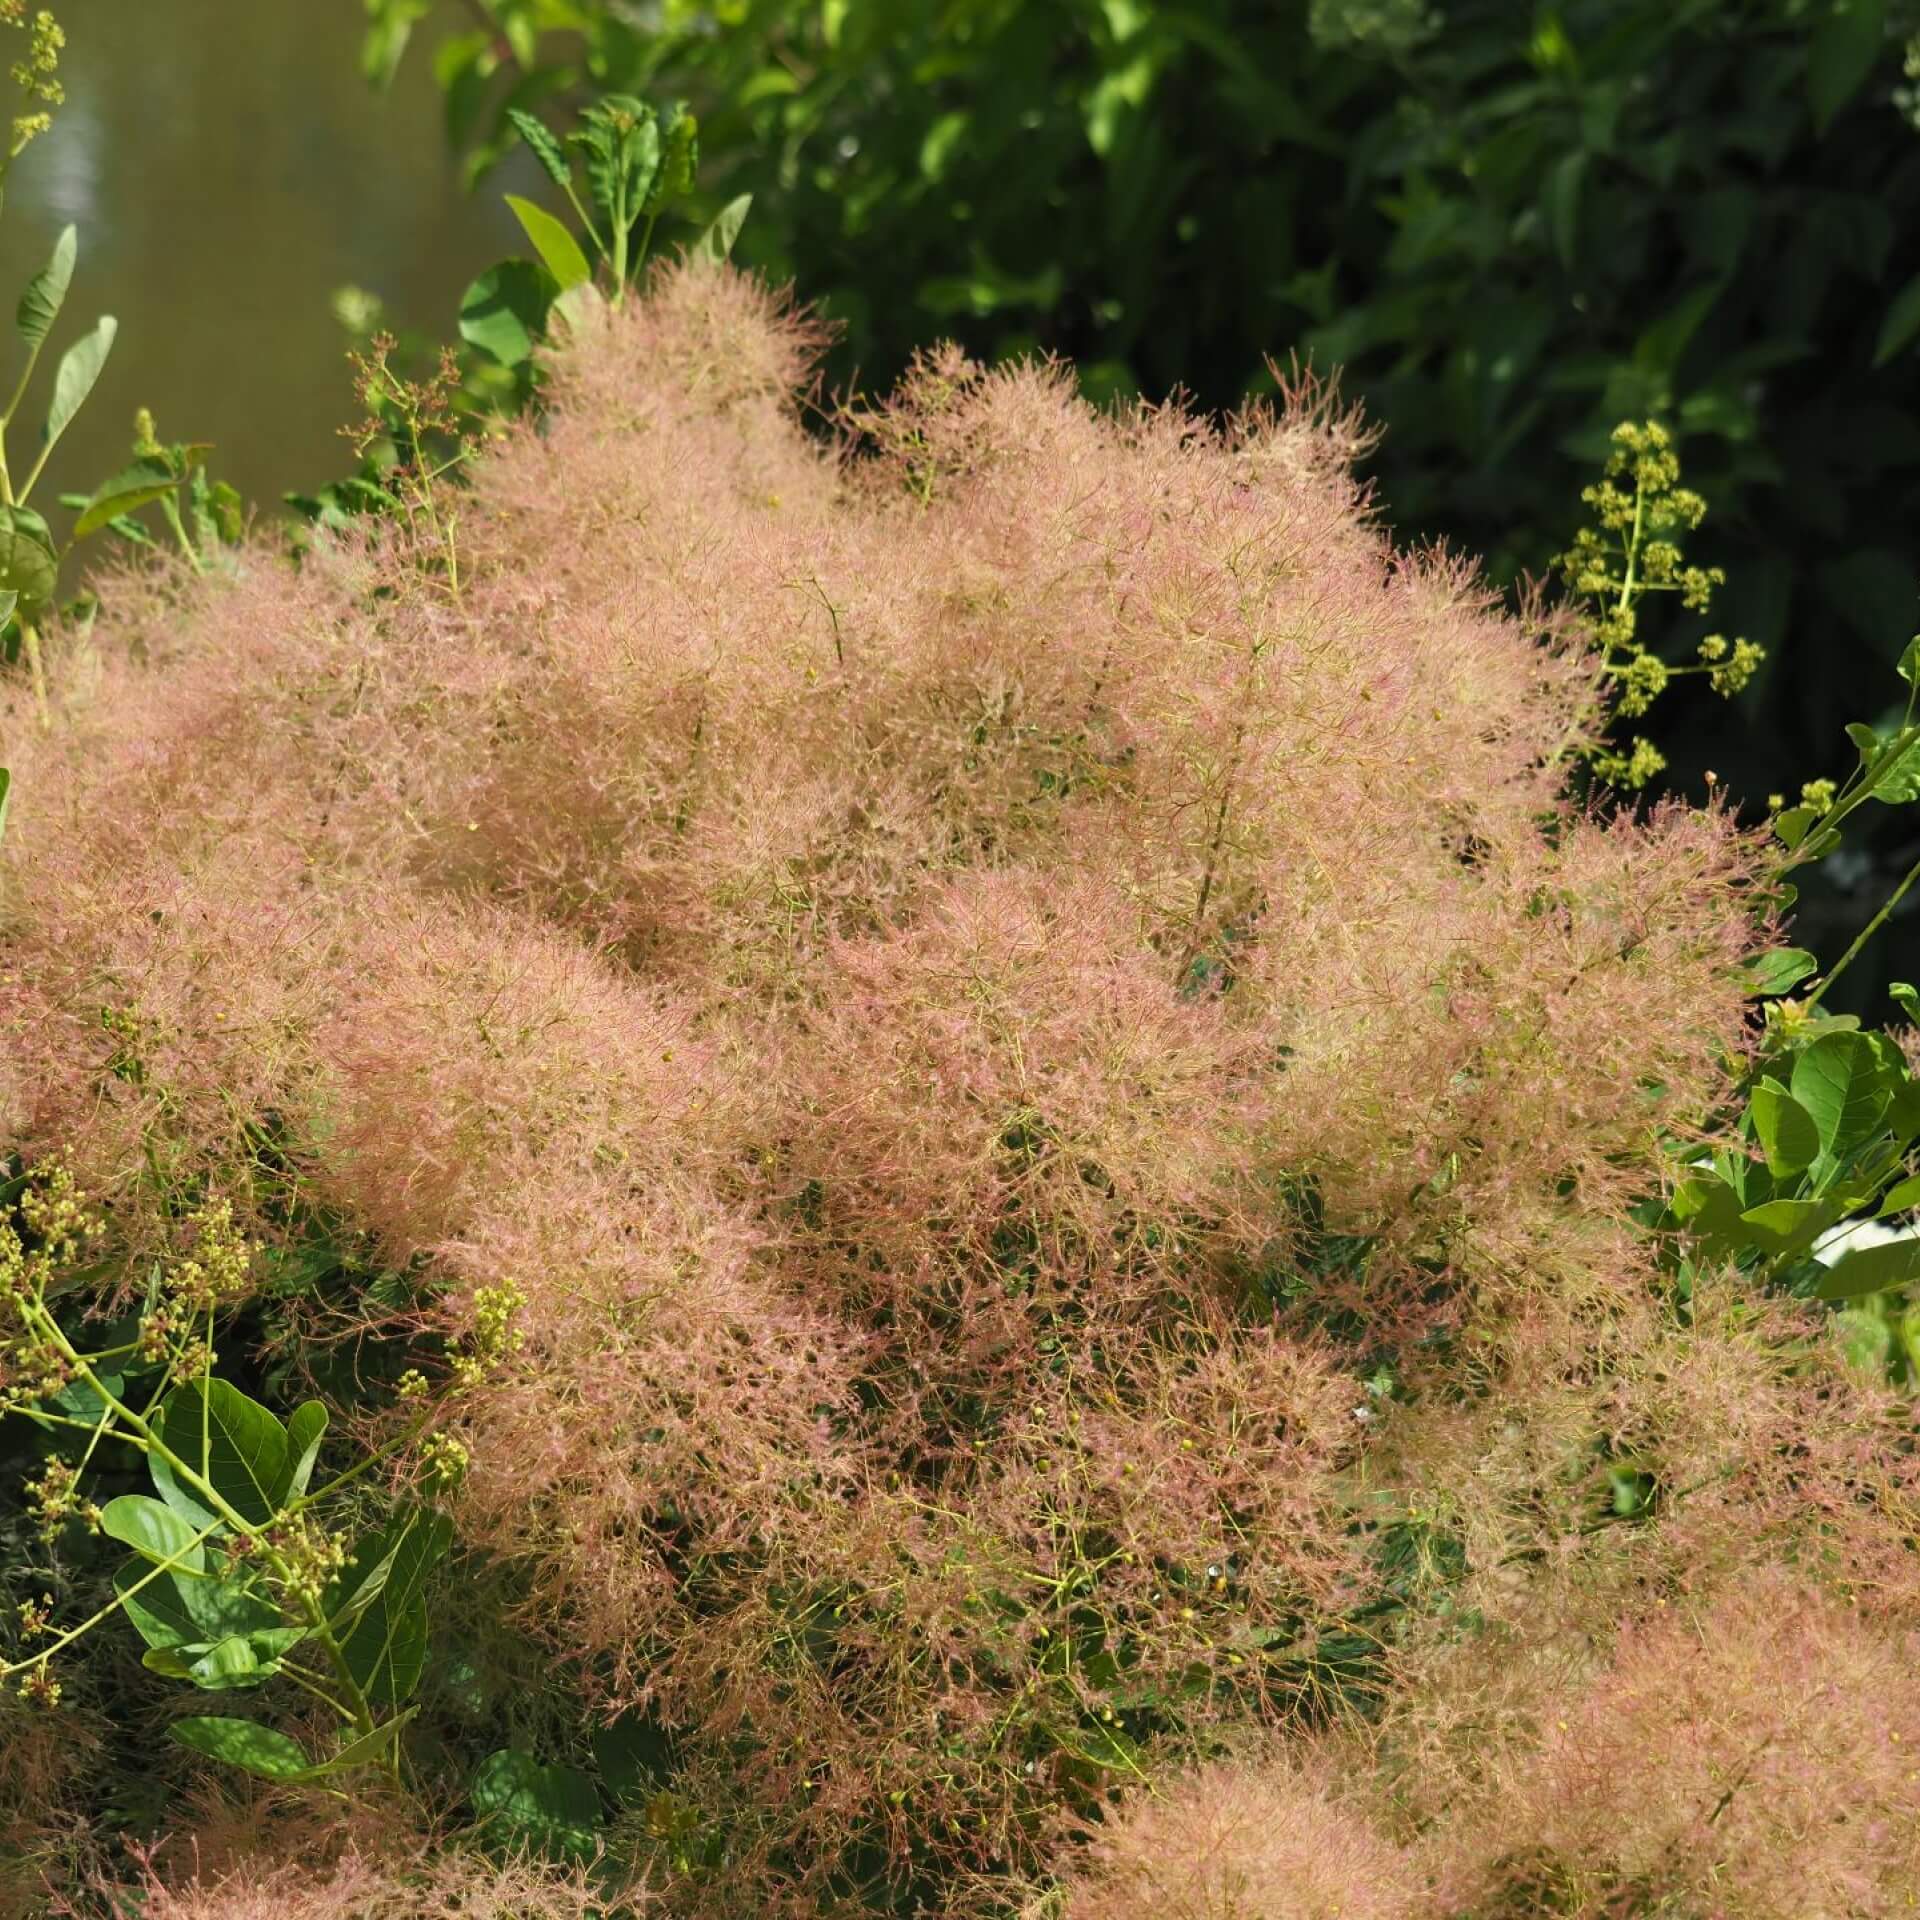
[1558,421,1765,788]
[2,4,63,161]
[419,1429,471,1492]
[2,1163,102,1414]
[449,1280,527,1389]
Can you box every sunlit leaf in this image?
[16,224,75,351]
[505,194,592,290]
[41,315,118,462]
[170,1716,309,1780]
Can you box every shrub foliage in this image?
[3,267,1916,1915]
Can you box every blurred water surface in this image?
[6,1,521,523]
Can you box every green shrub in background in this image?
[367,0,1920,982]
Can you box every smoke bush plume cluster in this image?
[4,263,1911,1915]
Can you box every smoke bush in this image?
[4,263,1888,1916]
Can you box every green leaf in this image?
[1809,0,1886,133]
[507,106,571,190]
[1059,1717,1148,1772]
[153,1380,289,1530]
[1542,150,1584,270]
[1791,1031,1892,1155]
[1847,721,1920,803]
[118,1559,243,1651]
[1749,1080,1821,1177]
[276,1401,328,1505]
[470,1748,602,1861]
[1738,1197,1834,1252]
[696,193,752,265]
[1899,638,1920,689]
[188,1635,263,1687]
[0,503,58,607]
[114,1561,273,1651]
[72,457,180,540]
[361,0,430,88]
[458,259,555,368]
[1876,1173,1920,1216]
[301,1708,416,1779]
[593,1712,669,1805]
[1669,1172,1749,1245]
[646,101,698,216]
[335,1508,452,1707]
[0,765,10,847]
[573,95,660,238]
[16,224,75,351]
[100,1494,207,1573]
[504,195,592,291]
[1745,947,1817,998]
[41,316,118,463]
[1891,981,1920,1023]
[1816,1234,1920,1300]
[1773,805,1818,851]
[170,1716,310,1780]
[1877,276,1920,369]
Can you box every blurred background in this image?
[12,0,1920,992]
[5,1,524,508]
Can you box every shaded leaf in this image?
[1809,0,1886,132]
[335,1508,452,1707]
[458,259,555,367]
[1877,275,1920,368]
[470,1748,602,1861]
[696,193,752,265]
[276,1401,328,1505]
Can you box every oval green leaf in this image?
[458,258,555,367]
[170,1716,310,1780]
[505,194,592,291]
[277,1400,329,1504]
[1744,947,1817,998]
[100,1493,207,1573]
[1816,1234,1920,1301]
[1791,1031,1892,1155]
[0,503,58,607]
[42,315,118,460]
[470,1747,602,1861]
[1737,1197,1834,1252]
[153,1379,289,1529]
[1749,1080,1821,1178]
[16,224,75,350]
[696,193,752,265]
